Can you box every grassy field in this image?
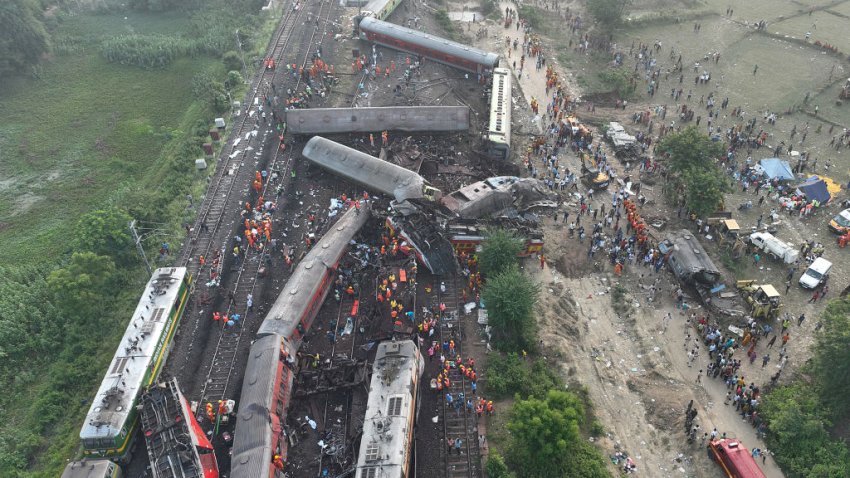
[0,12,225,267]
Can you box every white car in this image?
[799,257,832,289]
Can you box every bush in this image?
[518,6,544,29]
[482,265,539,352]
[587,0,629,28]
[507,390,610,478]
[222,50,243,72]
[486,353,562,399]
[486,452,512,478]
[101,34,199,69]
[762,383,850,477]
[599,67,636,99]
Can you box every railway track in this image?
[178,4,299,276]
[193,0,340,409]
[432,275,480,478]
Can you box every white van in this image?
[749,232,798,264]
[799,257,832,289]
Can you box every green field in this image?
[0,12,224,266]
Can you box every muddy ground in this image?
[443,0,850,476]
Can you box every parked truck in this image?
[748,232,798,264]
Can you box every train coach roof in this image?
[359,17,499,68]
[231,334,284,477]
[256,204,370,338]
[81,267,188,442]
[356,340,422,478]
[302,136,429,202]
[61,461,115,478]
[285,106,470,134]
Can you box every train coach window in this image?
[387,395,404,415]
[427,114,434,122]
[351,115,357,122]
[365,443,380,462]
[322,115,331,123]
[400,113,407,120]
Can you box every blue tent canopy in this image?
[796,177,831,203]
[759,158,794,180]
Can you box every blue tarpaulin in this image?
[796,177,831,203]
[759,158,794,180]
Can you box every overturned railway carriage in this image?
[231,205,371,478]
[486,68,511,160]
[355,340,424,478]
[358,17,499,74]
[302,136,441,202]
[285,106,470,134]
[80,268,191,462]
[140,378,219,478]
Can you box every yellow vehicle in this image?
[736,281,783,320]
[581,153,610,189]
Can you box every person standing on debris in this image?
[539,254,546,269]
[247,293,254,312]
[382,130,389,146]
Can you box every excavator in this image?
[580,152,610,190]
[736,281,783,320]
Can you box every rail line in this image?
[195,0,341,411]
[432,274,480,478]
[178,3,298,275]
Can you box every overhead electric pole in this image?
[129,220,153,275]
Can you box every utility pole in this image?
[235,29,248,81]
[129,220,153,275]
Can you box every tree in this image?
[599,67,635,99]
[479,229,524,277]
[811,298,850,417]
[586,0,630,28]
[482,265,538,352]
[47,252,116,320]
[0,0,50,78]
[72,208,135,266]
[222,50,243,72]
[225,70,244,90]
[656,126,725,175]
[486,452,513,478]
[507,390,609,478]
[761,383,850,477]
[655,127,728,217]
[682,167,731,217]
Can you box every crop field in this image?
[0,12,222,267]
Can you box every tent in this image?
[796,177,831,203]
[759,158,794,180]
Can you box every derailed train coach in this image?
[285,106,470,135]
[302,136,442,203]
[358,17,499,74]
[230,205,371,478]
